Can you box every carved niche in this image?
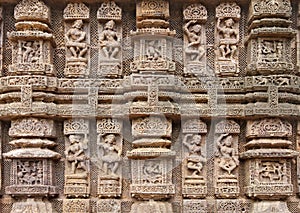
[5,118,60,198]
[97,1,122,78]
[183,4,209,76]
[8,0,55,76]
[64,3,90,78]
[96,118,123,198]
[241,118,297,200]
[246,0,295,75]
[215,2,241,77]
[182,119,207,198]
[214,120,240,198]
[63,119,90,198]
[128,116,175,200]
[130,0,176,74]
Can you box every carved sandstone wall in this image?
[0,0,299,212]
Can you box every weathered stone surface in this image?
[0,0,299,212]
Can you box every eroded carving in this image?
[215,3,240,77]
[214,120,240,198]
[64,3,89,78]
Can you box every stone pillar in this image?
[241,118,297,213]
[63,3,90,78]
[4,118,60,212]
[97,1,122,78]
[3,1,59,212]
[126,1,178,211]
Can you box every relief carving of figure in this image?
[65,134,88,174]
[99,20,120,60]
[146,40,162,61]
[260,40,283,62]
[65,19,88,60]
[183,134,206,176]
[21,41,41,63]
[98,134,121,176]
[184,20,205,61]
[216,133,239,175]
[217,18,239,60]
[143,161,162,183]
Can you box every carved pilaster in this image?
[241,118,297,203]
[182,119,207,198]
[8,0,55,76]
[183,4,209,76]
[128,116,175,200]
[4,117,60,212]
[246,0,295,75]
[97,2,122,78]
[64,3,90,78]
[215,3,240,77]
[297,121,300,195]
[97,118,123,198]
[214,120,240,198]
[63,119,90,198]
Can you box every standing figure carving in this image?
[99,20,120,60]
[98,134,121,176]
[184,20,205,62]
[65,19,88,60]
[65,134,88,174]
[216,18,239,60]
[216,133,239,175]
[183,134,206,176]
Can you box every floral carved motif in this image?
[63,3,89,20]
[14,0,50,22]
[97,1,122,20]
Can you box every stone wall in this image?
[0,0,299,212]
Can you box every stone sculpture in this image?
[0,0,299,212]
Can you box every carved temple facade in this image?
[0,0,299,212]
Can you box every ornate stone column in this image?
[241,118,297,212]
[4,118,60,212]
[97,1,122,78]
[63,3,90,78]
[3,0,59,212]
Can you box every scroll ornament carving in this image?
[97,118,122,134]
[14,0,50,22]
[63,3,89,20]
[215,120,240,134]
[247,118,292,138]
[183,119,207,133]
[9,118,55,138]
[183,4,207,21]
[64,119,89,135]
[97,1,122,20]
[63,199,89,213]
[252,0,292,16]
[132,117,171,138]
[97,199,121,213]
